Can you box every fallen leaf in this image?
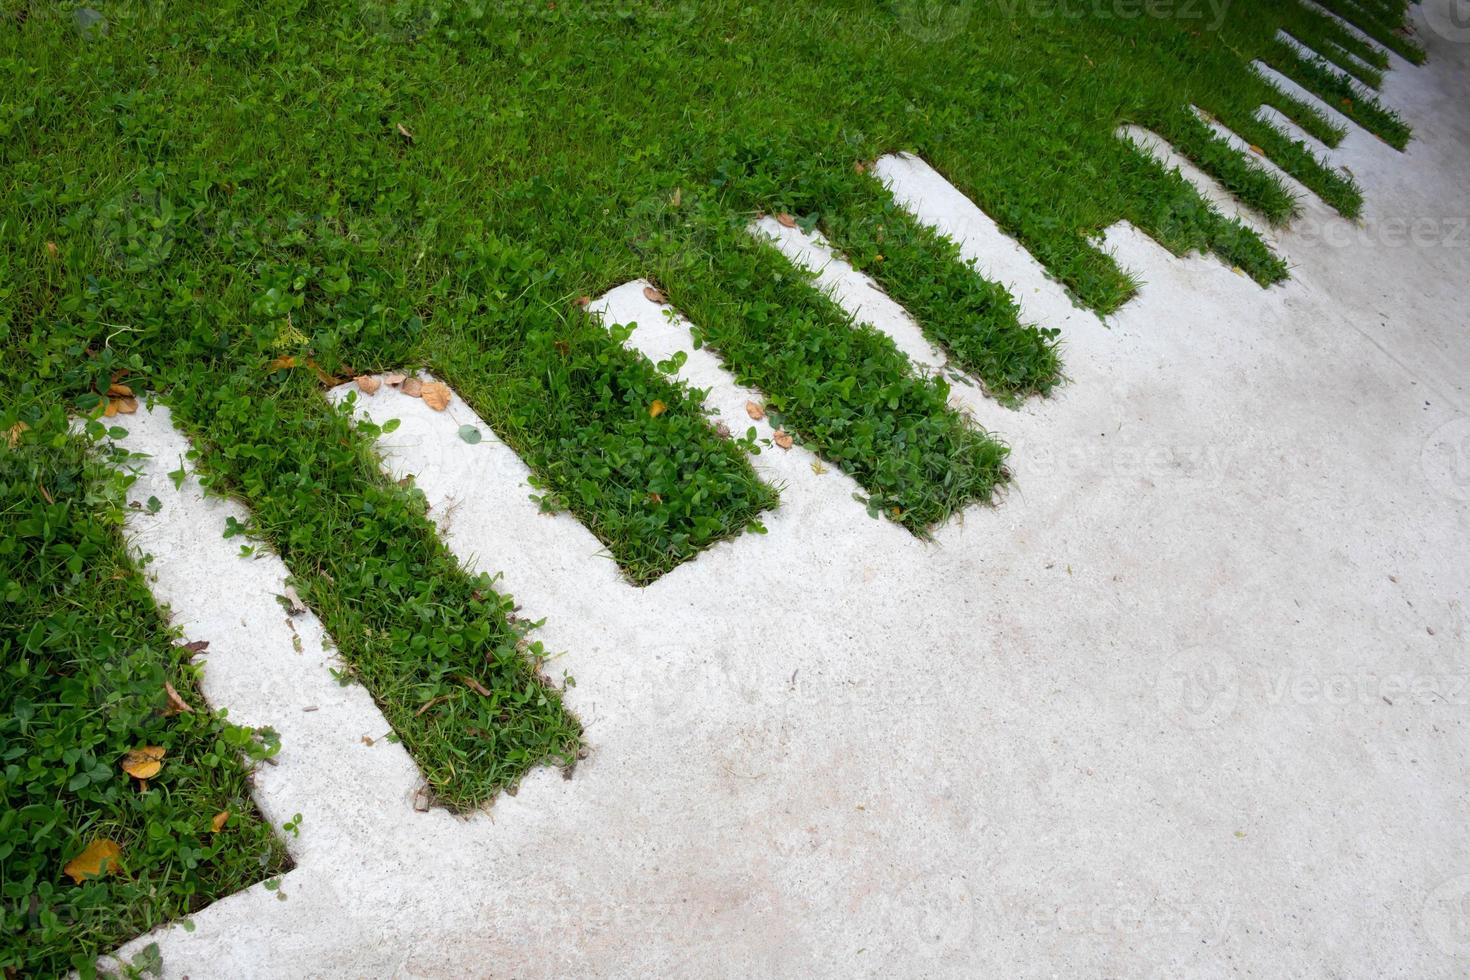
[776,212,797,228]
[421,382,451,411]
[1340,98,1353,108]
[397,122,415,141]
[649,399,667,418]
[811,460,828,475]
[104,399,119,418]
[182,639,209,654]
[121,746,166,780]
[1247,144,1264,156]
[400,376,424,398]
[355,375,381,395]
[853,161,867,174]
[745,401,766,421]
[671,187,682,207]
[108,383,133,397]
[163,681,194,715]
[210,811,230,833]
[383,372,407,387]
[267,355,298,371]
[109,396,137,416]
[647,491,663,504]
[642,285,667,304]
[281,586,307,615]
[6,421,29,447]
[773,429,794,450]
[45,241,59,258]
[575,295,591,307]
[64,839,122,884]
[459,674,492,697]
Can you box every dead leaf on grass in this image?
[121,746,166,780]
[355,375,381,395]
[108,383,133,397]
[400,376,424,398]
[397,122,415,141]
[649,399,667,418]
[281,586,307,615]
[421,382,451,411]
[267,355,298,371]
[642,285,666,304]
[109,396,138,416]
[458,674,492,697]
[181,639,209,654]
[776,212,797,228]
[6,421,28,447]
[163,681,194,715]
[210,811,230,833]
[773,430,794,450]
[64,839,122,883]
[745,401,765,421]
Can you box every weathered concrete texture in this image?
[108,4,1470,976]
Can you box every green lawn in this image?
[0,0,1419,970]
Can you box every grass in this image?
[0,417,290,978]
[0,0,1421,967]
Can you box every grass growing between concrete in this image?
[0,0,1423,959]
[0,420,290,978]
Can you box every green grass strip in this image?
[0,414,289,979]
[804,170,1061,401]
[1210,107,1365,218]
[1265,39,1411,148]
[666,213,1011,531]
[1315,38,1387,88]
[160,370,582,810]
[1314,0,1426,64]
[1144,106,1300,226]
[1256,82,1351,148]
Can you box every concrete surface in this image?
[103,4,1470,976]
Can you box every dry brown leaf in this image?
[121,746,166,780]
[383,372,407,387]
[400,376,424,398]
[853,161,867,174]
[163,681,194,715]
[281,586,307,615]
[745,401,766,421]
[182,639,209,654]
[649,399,667,418]
[103,399,119,418]
[459,674,492,697]
[575,295,591,307]
[1248,144,1264,156]
[110,396,138,416]
[355,375,381,395]
[268,355,298,371]
[108,383,134,398]
[776,212,797,228]
[642,285,667,304]
[773,429,794,450]
[397,122,415,141]
[210,811,230,834]
[45,241,59,259]
[7,421,29,447]
[421,382,451,411]
[64,839,122,884]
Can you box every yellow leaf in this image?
[45,241,59,259]
[811,460,828,475]
[1247,144,1264,156]
[121,746,166,780]
[6,421,29,447]
[649,399,667,418]
[745,401,765,421]
[355,375,382,395]
[65,839,123,884]
[107,383,134,397]
[210,811,230,834]
[421,382,451,412]
[268,355,298,371]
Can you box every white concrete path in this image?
[104,3,1470,975]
